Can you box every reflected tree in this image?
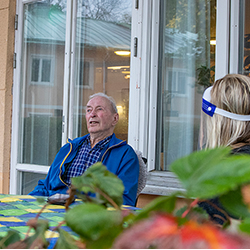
[165,0,217,78]
[47,0,131,24]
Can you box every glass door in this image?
[16,0,66,194]
[19,1,66,166]
[69,0,132,141]
[155,0,216,170]
[11,0,132,194]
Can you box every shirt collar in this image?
[85,134,112,149]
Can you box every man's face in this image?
[86,96,119,137]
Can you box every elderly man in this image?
[29,93,139,206]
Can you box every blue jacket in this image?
[29,134,139,206]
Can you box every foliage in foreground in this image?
[3,147,250,248]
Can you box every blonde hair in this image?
[205,74,250,149]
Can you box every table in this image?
[0,194,139,248]
[0,194,74,248]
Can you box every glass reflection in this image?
[18,0,132,170]
[240,1,250,76]
[157,0,217,170]
[72,0,132,141]
[19,1,66,166]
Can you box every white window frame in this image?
[128,0,182,195]
[29,54,55,86]
[11,0,33,194]
[129,0,236,196]
[10,0,70,194]
[165,68,188,97]
[75,58,94,89]
[214,0,230,80]
[28,112,53,117]
[128,0,152,158]
[214,0,241,79]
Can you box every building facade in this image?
[0,0,249,204]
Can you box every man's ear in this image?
[112,113,119,126]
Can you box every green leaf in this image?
[71,162,124,206]
[170,147,250,199]
[54,228,79,249]
[71,175,94,194]
[239,218,250,234]
[122,210,137,227]
[0,230,21,249]
[86,228,122,249]
[65,203,123,248]
[220,188,250,219]
[174,205,188,217]
[98,172,124,201]
[133,195,176,222]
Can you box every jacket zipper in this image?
[59,139,72,187]
[59,138,125,186]
[101,140,125,161]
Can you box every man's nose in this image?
[89,110,96,117]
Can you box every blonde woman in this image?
[199,74,250,225]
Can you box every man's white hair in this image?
[89,92,118,113]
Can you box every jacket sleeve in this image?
[29,167,53,196]
[29,143,71,197]
[119,150,139,206]
[104,146,140,206]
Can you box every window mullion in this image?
[61,0,74,146]
[68,0,77,140]
[215,0,230,80]
[128,0,143,150]
[128,0,153,161]
[229,0,240,73]
[147,0,160,171]
[39,58,42,83]
[10,0,24,194]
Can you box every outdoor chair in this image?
[135,150,147,198]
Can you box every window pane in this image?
[41,59,51,82]
[156,0,216,170]
[18,1,66,166]
[78,60,90,86]
[31,58,40,82]
[72,0,132,141]
[21,172,47,195]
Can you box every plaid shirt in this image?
[63,135,112,185]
